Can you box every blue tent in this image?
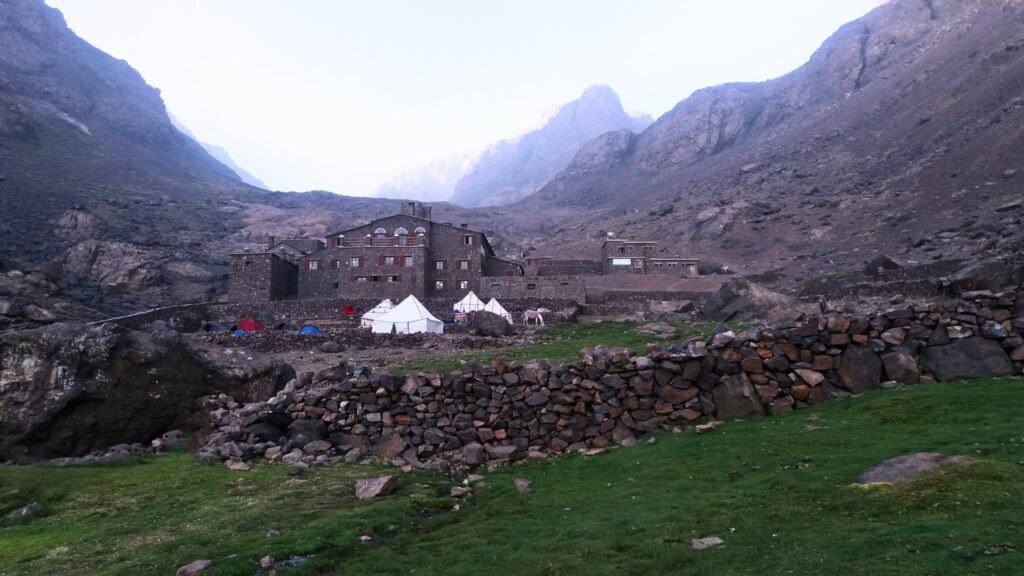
[299,325,322,336]
[232,329,248,337]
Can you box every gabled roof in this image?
[376,295,441,323]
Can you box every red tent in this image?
[342,306,358,315]
[237,318,265,332]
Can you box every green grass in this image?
[2,378,1022,575]
[400,321,738,373]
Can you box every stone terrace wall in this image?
[200,288,1024,469]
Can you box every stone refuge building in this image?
[228,202,523,302]
[525,239,699,277]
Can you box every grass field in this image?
[399,320,736,373]
[1,378,1022,575]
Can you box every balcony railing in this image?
[337,236,426,248]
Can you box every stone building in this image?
[600,239,698,276]
[228,202,523,303]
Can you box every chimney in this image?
[267,235,276,250]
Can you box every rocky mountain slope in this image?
[508,0,1024,289]
[451,84,651,207]
[378,85,651,207]
[0,0,434,315]
[375,154,473,202]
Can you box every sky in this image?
[46,0,878,195]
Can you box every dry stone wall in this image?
[199,288,1024,469]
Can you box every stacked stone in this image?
[198,287,1023,470]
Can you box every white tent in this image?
[371,295,443,334]
[453,291,486,313]
[359,298,393,328]
[484,298,513,323]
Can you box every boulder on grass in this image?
[857,453,974,484]
[354,476,397,500]
[468,311,513,337]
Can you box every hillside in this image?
[0,0,425,314]
[507,0,1024,290]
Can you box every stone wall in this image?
[198,288,1024,469]
[477,276,586,302]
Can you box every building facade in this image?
[600,239,698,276]
[228,202,523,302]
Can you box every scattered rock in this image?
[514,478,533,494]
[225,459,250,471]
[691,536,725,550]
[176,559,212,576]
[857,453,974,484]
[695,421,723,434]
[5,502,40,520]
[318,341,341,354]
[260,555,274,569]
[354,476,397,500]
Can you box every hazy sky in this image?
[46,0,878,195]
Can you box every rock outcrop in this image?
[700,277,807,323]
[0,322,294,461]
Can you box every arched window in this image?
[394,227,409,236]
[374,227,386,237]
[414,226,427,235]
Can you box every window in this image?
[435,280,444,290]
[618,247,625,255]
[335,237,343,247]
[435,260,445,270]
[463,235,473,245]
[404,256,413,267]
[331,259,340,269]
[414,226,426,235]
[332,282,339,289]
[527,283,536,290]
[350,257,361,267]
[633,259,644,269]
[355,276,368,282]
[307,260,319,271]
[394,227,408,236]
[374,227,387,237]
[387,275,400,283]
[459,280,469,290]
[458,259,469,270]
[384,256,396,266]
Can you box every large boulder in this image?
[700,277,806,323]
[920,337,1013,381]
[837,345,882,393]
[469,311,513,337]
[0,322,294,461]
[711,373,764,419]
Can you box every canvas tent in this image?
[371,295,443,334]
[484,298,513,323]
[453,291,486,313]
[360,299,394,328]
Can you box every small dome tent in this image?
[371,295,443,334]
[484,298,513,323]
[360,299,394,328]
[453,291,486,313]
